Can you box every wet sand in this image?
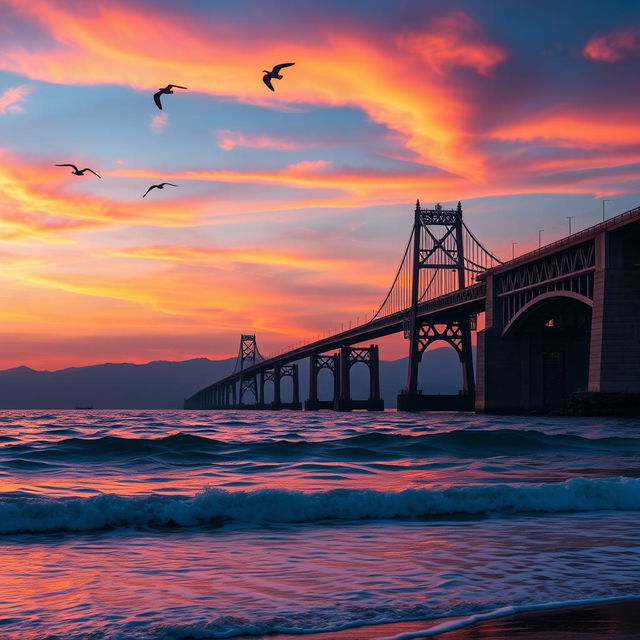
[237,599,640,640]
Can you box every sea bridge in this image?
[185,201,640,412]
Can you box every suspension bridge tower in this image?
[236,334,261,406]
[397,201,477,411]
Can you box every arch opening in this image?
[316,368,336,401]
[279,376,294,403]
[505,295,592,411]
[261,378,275,405]
[417,340,466,395]
[349,361,373,401]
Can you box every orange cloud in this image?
[0,149,211,241]
[491,114,640,148]
[106,161,460,204]
[583,26,640,62]
[0,1,506,179]
[108,244,393,289]
[216,129,307,151]
[0,84,31,113]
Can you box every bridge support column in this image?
[238,374,244,407]
[588,231,640,395]
[460,316,475,397]
[335,346,351,411]
[305,354,339,410]
[271,365,282,409]
[335,345,384,411]
[292,365,300,406]
[258,371,266,408]
[306,354,319,408]
[369,345,381,403]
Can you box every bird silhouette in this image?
[142,183,179,198]
[153,84,187,110]
[55,164,101,178]
[262,63,295,92]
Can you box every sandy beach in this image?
[237,599,640,640]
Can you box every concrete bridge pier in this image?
[476,225,640,412]
[334,345,384,411]
[305,353,339,410]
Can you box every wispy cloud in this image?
[583,26,640,62]
[150,112,169,134]
[216,129,307,151]
[0,84,31,113]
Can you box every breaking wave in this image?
[2,476,639,534]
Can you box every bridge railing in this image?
[480,204,640,277]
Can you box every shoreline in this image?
[236,598,640,640]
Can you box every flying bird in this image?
[55,164,101,178]
[142,183,179,198]
[262,63,295,92]
[153,84,187,110]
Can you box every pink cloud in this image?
[399,11,507,76]
[216,129,307,151]
[150,112,168,133]
[0,84,31,113]
[583,26,640,62]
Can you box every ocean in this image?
[0,410,639,639]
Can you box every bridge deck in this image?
[186,283,486,399]
[186,202,640,407]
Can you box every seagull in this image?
[153,84,187,110]
[262,63,295,92]
[55,163,101,178]
[142,183,179,198]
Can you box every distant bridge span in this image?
[185,202,640,412]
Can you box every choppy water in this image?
[1,410,639,638]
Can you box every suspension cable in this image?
[369,227,415,322]
[462,222,504,264]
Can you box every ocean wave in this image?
[3,429,639,465]
[1,476,639,534]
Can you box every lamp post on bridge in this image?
[567,216,574,235]
[602,199,610,222]
[511,242,518,260]
[538,229,544,248]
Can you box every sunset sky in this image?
[0,0,639,369]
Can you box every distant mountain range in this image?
[0,347,468,409]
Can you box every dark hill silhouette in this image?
[0,347,468,409]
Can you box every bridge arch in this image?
[503,291,593,337]
[501,291,593,410]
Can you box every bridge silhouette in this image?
[185,201,640,413]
